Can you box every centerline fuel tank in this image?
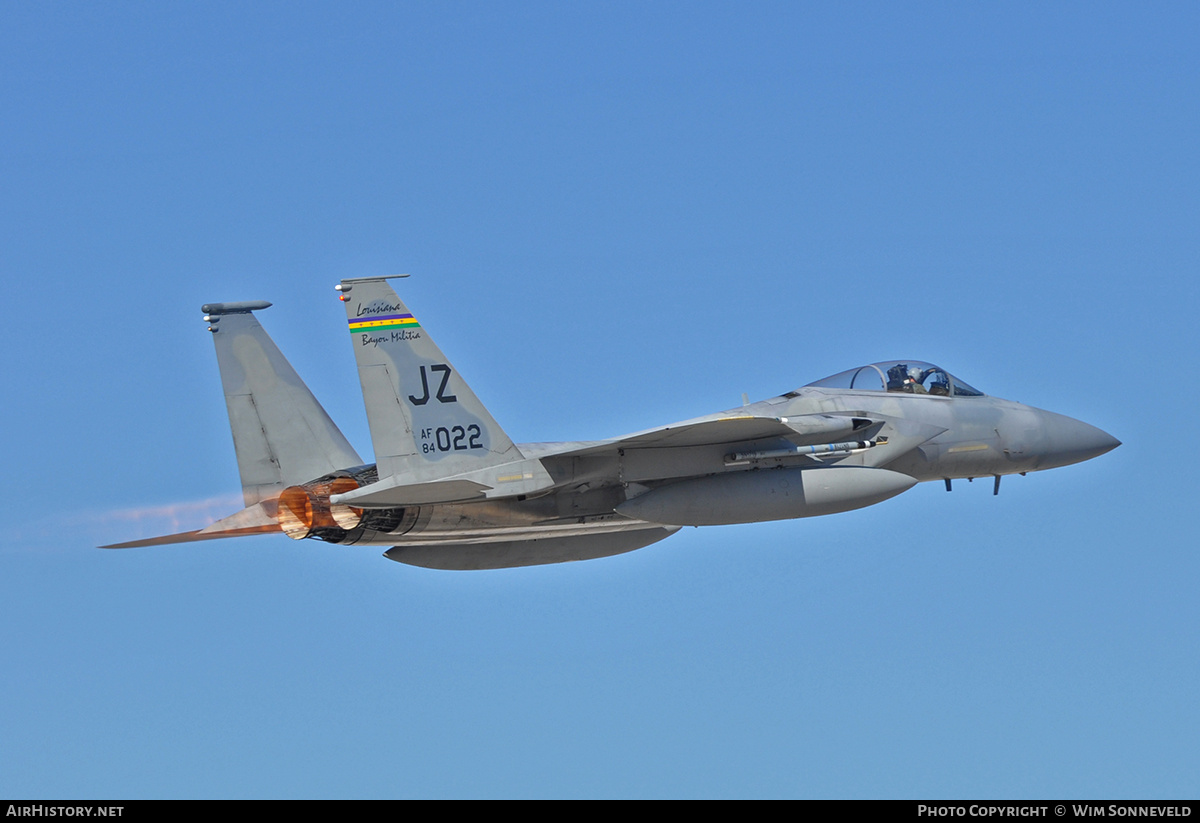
[615,466,917,527]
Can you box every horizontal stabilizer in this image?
[338,478,491,507]
[99,501,281,549]
[331,456,556,507]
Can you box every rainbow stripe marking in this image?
[347,313,420,332]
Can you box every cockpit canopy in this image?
[804,361,985,397]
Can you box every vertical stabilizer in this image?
[204,301,363,505]
[336,277,521,483]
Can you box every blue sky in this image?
[2,2,1196,799]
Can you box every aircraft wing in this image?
[526,410,943,488]
[567,412,879,453]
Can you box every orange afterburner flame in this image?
[276,477,362,539]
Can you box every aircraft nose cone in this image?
[1037,410,1120,470]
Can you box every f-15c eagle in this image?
[103,276,1119,570]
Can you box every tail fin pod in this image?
[336,277,521,483]
[204,301,363,505]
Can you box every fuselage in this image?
[353,369,1119,554]
[775,385,1119,481]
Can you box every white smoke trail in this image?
[97,493,247,534]
[5,493,248,552]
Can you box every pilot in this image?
[905,366,928,394]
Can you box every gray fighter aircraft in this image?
[103,276,1119,569]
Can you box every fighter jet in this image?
[102,276,1119,570]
